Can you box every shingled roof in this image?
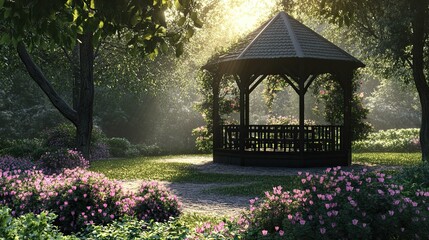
[204,12,364,75]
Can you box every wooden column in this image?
[212,74,222,150]
[298,76,306,153]
[245,88,250,126]
[341,71,353,166]
[239,86,246,152]
[237,74,250,165]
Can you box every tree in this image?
[311,0,429,161]
[0,0,201,157]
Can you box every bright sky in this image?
[221,0,279,36]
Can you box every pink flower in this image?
[352,219,358,225]
[300,219,306,225]
[279,230,284,236]
[320,227,326,234]
[274,226,279,231]
[262,230,268,236]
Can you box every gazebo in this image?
[203,12,365,168]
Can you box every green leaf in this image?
[98,20,104,29]
[174,0,182,10]
[177,17,186,27]
[191,12,203,28]
[186,28,194,38]
[160,41,168,53]
[0,34,10,45]
[73,8,79,22]
[175,42,183,57]
[0,0,4,8]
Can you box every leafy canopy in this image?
[0,0,201,57]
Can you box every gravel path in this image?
[122,156,402,217]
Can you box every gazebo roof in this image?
[204,12,364,76]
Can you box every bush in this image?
[0,169,50,215]
[0,207,76,240]
[0,155,37,171]
[353,128,420,152]
[38,149,89,173]
[394,162,429,194]
[131,181,181,222]
[137,144,163,156]
[106,137,132,157]
[78,216,146,239]
[44,169,126,233]
[192,126,212,153]
[44,124,76,149]
[90,142,110,160]
[0,138,47,160]
[0,168,125,233]
[0,168,182,234]
[239,167,429,239]
[44,123,110,160]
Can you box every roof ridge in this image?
[281,12,304,58]
[236,12,280,59]
[287,16,360,63]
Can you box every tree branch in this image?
[16,41,78,125]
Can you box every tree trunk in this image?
[16,42,78,125]
[72,45,80,110]
[411,0,429,162]
[77,32,95,159]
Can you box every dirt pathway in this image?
[121,156,401,217]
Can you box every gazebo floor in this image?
[214,150,349,168]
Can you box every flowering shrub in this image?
[240,167,429,239]
[0,168,125,233]
[38,149,89,173]
[90,142,110,160]
[0,169,49,215]
[132,181,181,222]
[353,128,420,152]
[44,169,125,233]
[191,126,213,153]
[0,168,183,234]
[190,219,243,239]
[0,155,36,171]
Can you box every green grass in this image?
[206,178,300,197]
[353,152,421,166]
[90,152,422,197]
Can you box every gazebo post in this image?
[341,71,353,166]
[298,76,306,154]
[212,73,222,150]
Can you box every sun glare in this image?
[224,0,279,36]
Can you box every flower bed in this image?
[0,168,181,233]
[192,167,429,239]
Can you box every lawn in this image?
[90,152,421,197]
[90,155,299,197]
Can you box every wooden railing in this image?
[222,125,342,152]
